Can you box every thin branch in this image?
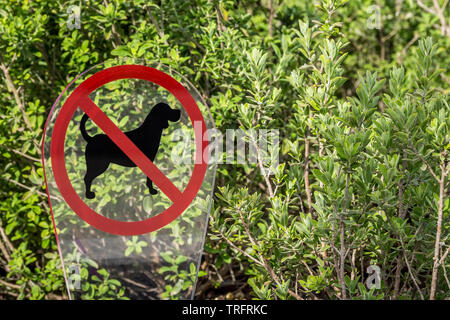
[0,239,11,269]
[221,205,304,300]
[304,125,312,213]
[237,207,259,249]
[394,155,408,299]
[121,277,151,290]
[102,0,121,48]
[430,163,447,299]
[441,257,450,290]
[338,171,350,300]
[397,33,419,64]
[417,0,435,14]
[385,210,425,299]
[0,279,21,290]
[417,0,450,37]
[1,177,61,202]
[268,0,275,37]
[145,5,166,43]
[408,139,440,183]
[0,226,14,253]
[0,54,41,153]
[217,231,264,267]
[45,293,65,300]
[237,206,304,300]
[432,0,450,36]
[439,247,450,266]
[0,145,41,162]
[403,253,425,300]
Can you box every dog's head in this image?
[146,102,181,129]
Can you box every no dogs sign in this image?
[42,60,216,300]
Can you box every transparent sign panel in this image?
[42,59,216,299]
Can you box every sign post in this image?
[42,61,216,299]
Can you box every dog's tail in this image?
[80,114,93,142]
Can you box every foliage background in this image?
[0,0,449,300]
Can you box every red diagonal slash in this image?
[78,96,183,203]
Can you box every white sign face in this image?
[42,59,216,299]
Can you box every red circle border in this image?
[50,65,208,236]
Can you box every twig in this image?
[268,0,275,37]
[0,145,41,162]
[121,277,151,290]
[417,0,435,15]
[215,5,224,39]
[0,255,8,267]
[397,33,419,64]
[304,125,312,213]
[228,264,236,284]
[408,139,440,183]
[394,155,408,299]
[220,206,304,300]
[0,225,14,253]
[0,239,11,269]
[338,171,350,300]
[217,231,264,267]
[441,256,450,290]
[438,247,450,266]
[235,206,304,300]
[433,0,450,36]
[237,206,259,249]
[145,5,166,43]
[103,0,121,48]
[0,54,41,153]
[0,279,21,290]
[211,263,224,283]
[1,177,61,202]
[403,253,425,299]
[45,293,65,300]
[417,0,450,37]
[385,210,425,299]
[350,248,357,281]
[430,163,447,299]
[301,260,315,277]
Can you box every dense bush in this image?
[0,0,448,299]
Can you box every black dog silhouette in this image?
[80,102,181,199]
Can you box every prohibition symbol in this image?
[50,65,209,236]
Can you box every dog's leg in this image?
[84,174,96,199]
[84,157,109,199]
[146,177,158,195]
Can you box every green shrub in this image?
[0,0,448,300]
